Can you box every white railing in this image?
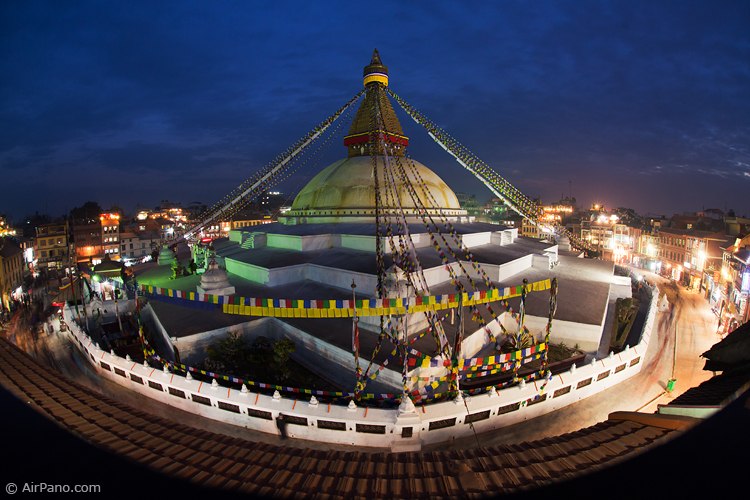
[59,283,658,451]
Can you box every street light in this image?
[696,250,708,293]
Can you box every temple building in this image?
[135,52,625,395]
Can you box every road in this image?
[3,269,720,451]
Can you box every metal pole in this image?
[114,281,123,335]
[402,283,410,400]
[672,322,677,379]
[455,293,463,395]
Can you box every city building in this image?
[73,212,122,265]
[480,197,513,223]
[632,231,661,273]
[520,217,542,239]
[0,238,24,314]
[72,221,102,264]
[520,201,575,240]
[34,221,70,270]
[224,208,276,230]
[100,213,121,260]
[120,231,160,263]
[580,212,635,262]
[720,234,750,327]
[126,215,173,240]
[724,215,750,237]
[657,227,728,289]
[0,215,17,238]
[257,191,287,212]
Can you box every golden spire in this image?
[363,48,389,87]
[344,50,409,157]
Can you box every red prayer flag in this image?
[352,319,359,352]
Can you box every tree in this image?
[107,205,125,217]
[614,207,646,229]
[170,259,180,279]
[249,336,273,365]
[21,212,51,238]
[272,338,296,382]
[205,332,249,374]
[188,259,197,275]
[611,297,639,350]
[70,201,103,224]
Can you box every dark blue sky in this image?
[2,0,749,221]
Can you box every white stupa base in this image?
[197,285,235,296]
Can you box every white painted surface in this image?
[524,314,603,353]
[462,232,492,248]
[60,283,658,451]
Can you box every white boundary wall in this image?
[59,283,658,452]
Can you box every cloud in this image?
[1,1,749,219]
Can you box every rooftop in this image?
[4,336,729,499]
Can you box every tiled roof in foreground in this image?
[667,366,750,407]
[0,338,702,498]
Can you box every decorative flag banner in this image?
[407,342,547,369]
[136,329,543,403]
[137,278,552,318]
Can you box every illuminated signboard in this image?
[742,271,750,293]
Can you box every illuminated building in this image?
[222,208,276,231]
[479,197,515,225]
[100,213,121,260]
[521,202,574,240]
[580,212,635,262]
[73,220,103,264]
[130,204,188,240]
[34,222,70,270]
[0,216,17,238]
[632,232,661,274]
[0,239,24,313]
[720,234,750,326]
[72,212,121,265]
[657,227,728,289]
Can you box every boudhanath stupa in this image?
[136,51,626,397]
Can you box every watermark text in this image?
[6,482,101,495]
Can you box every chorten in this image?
[196,258,235,296]
[279,50,467,225]
[157,245,176,266]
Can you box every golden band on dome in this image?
[363,73,388,86]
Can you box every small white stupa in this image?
[197,258,235,296]
[659,293,670,312]
[157,246,176,266]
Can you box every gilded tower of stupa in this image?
[280,50,468,225]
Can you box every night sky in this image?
[2,0,749,221]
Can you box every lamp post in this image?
[697,249,707,295]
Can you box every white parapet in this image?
[59,286,658,452]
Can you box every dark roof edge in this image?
[608,411,700,431]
